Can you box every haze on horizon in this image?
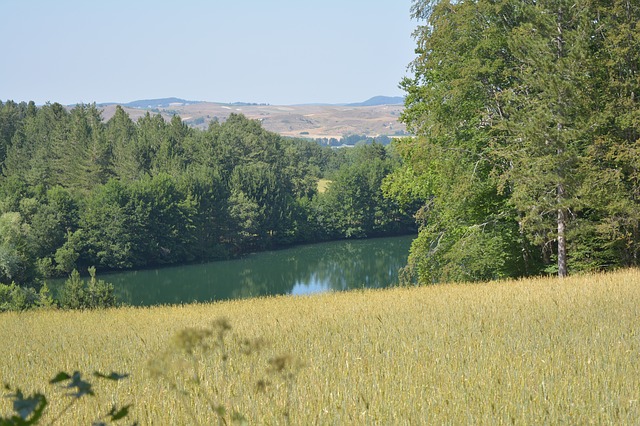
[1,0,417,106]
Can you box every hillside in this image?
[99,98,407,139]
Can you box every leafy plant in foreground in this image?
[1,370,134,425]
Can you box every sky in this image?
[1,0,418,106]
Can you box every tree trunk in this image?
[557,205,567,277]
[555,4,568,278]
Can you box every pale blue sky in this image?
[1,0,417,105]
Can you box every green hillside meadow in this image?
[1,269,639,424]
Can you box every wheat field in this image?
[1,269,639,425]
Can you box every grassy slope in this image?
[99,103,406,139]
[1,270,639,424]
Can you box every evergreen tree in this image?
[3,103,68,189]
[578,0,640,268]
[152,114,189,176]
[108,105,143,181]
[500,0,596,277]
[0,101,32,167]
[135,112,165,175]
[55,104,111,191]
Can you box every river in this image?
[59,235,414,306]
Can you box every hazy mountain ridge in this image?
[98,95,404,109]
[346,96,404,107]
[97,97,204,109]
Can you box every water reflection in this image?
[58,235,413,306]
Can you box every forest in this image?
[0,102,415,291]
[384,0,640,283]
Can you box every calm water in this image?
[59,235,414,306]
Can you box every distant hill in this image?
[346,96,405,107]
[99,96,403,109]
[114,97,204,109]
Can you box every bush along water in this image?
[0,267,118,312]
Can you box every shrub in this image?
[0,282,54,312]
[57,267,118,310]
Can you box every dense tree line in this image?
[313,134,394,147]
[0,102,414,288]
[385,0,640,283]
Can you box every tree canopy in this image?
[386,0,640,282]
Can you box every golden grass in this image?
[1,269,640,424]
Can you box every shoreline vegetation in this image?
[2,268,639,424]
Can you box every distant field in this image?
[100,102,407,139]
[317,178,331,193]
[1,270,639,424]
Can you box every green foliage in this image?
[0,212,30,284]
[1,370,132,425]
[0,244,23,285]
[0,283,36,312]
[108,105,142,182]
[57,270,84,309]
[1,385,47,425]
[57,268,118,310]
[390,0,640,282]
[313,143,415,239]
